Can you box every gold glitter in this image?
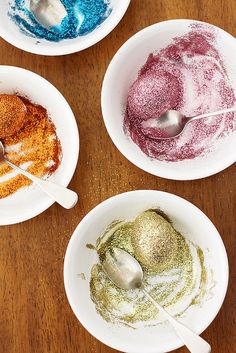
[191,248,208,305]
[132,211,178,273]
[86,244,96,250]
[89,209,209,327]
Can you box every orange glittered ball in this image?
[0,94,27,139]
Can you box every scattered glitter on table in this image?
[9,0,112,42]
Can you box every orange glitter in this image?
[0,94,27,139]
[0,96,61,198]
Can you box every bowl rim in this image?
[64,189,229,353]
[0,65,79,225]
[101,19,236,180]
[0,0,131,56]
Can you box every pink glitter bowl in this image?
[101,20,236,180]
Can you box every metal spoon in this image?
[143,107,236,139]
[103,247,211,353]
[0,141,78,209]
[30,0,67,29]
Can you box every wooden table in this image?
[0,1,235,352]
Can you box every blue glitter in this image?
[10,0,112,42]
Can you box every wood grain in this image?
[0,1,235,352]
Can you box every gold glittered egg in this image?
[132,211,178,272]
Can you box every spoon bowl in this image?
[143,110,187,138]
[103,247,211,353]
[103,248,143,290]
[153,107,236,139]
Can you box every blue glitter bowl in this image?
[0,0,130,55]
[10,0,112,42]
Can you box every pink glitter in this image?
[124,29,236,162]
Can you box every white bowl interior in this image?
[0,66,79,225]
[102,20,236,180]
[64,190,228,353]
[0,0,130,55]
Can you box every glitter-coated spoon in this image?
[0,141,78,209]
[103,247,211,353]
[143,106,236,139]
[30,0,67,28]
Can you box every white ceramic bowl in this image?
[0,1,130,56]
[0,66,79,225]
[101,20,236,180]
[64,190,228,353]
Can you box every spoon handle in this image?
[142,288,211,353]
[191,106,236,121]
[5,159,78,209]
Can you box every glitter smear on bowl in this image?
[9,0,112,42]
[124,27,236,162]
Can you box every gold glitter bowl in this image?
[64,190,228,353]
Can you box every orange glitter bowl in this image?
[0,66,79,225]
